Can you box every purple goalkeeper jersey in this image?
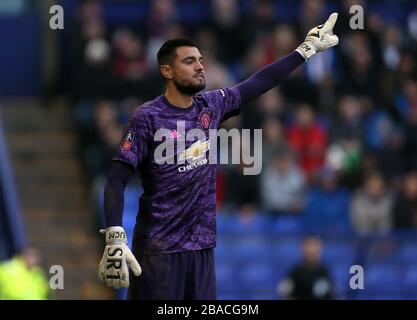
[113,87,241,255]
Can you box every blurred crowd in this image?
[66,0,417,238]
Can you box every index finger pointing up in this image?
[322,12,338,33]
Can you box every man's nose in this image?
[196,62,204,71]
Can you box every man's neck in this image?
[165,85,193,108]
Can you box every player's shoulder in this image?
[198,87,239,105]
[197,88,228,101]
[130,96,164,121]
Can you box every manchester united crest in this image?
[199,111,211,130]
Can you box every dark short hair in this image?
[157,38,197,66]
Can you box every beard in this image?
[173,78,206,96]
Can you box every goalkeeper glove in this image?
[296,12,339,60]
[98,226,142,289]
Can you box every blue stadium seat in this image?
[403,263,417,295]
[215,236,236,260]
[365,262,404,292]
[217,213,270,236]
[396,242,417,264]
[270,215,304,235]
[216,261,238,291]
[322,240,357,265]
[217,214,238,235]
[232,235,272,260]
[124,187,140,213]
[329,262,353,299]
[102,2,149,26]
[237,261,279,292]
[356,290,411,300]
[363,238,397,262]
[271,237,302,267]
[176,0,210,26]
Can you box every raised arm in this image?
[235,12,339,105]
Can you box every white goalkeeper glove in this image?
[296,12,339,60]
[98,226,142,289]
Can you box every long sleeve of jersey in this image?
[235,51,305,105]
[103,160,135,227]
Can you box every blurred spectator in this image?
[287,103,328,178]
[350,173,394,235]
[241,88,287,134]
[0,248,50,300]
[258,88,287,120]
[394,77,417,122]
[0,0,25,13]
[112,28,148,81]
[362,105,406,182]
[325,141,361,188]
[382,25,403,72]
[303,167,351,234]
[297,0,326,37]
[262,117,286,165]
[208,0,246,64]
[242,0,276,44]
[270,25,298,61]
[145,0,181,68]
[363,108,396,151]
[341,33,381,102]
[407,4,417,42]
[71,36,115,101]
[146,22,185,70]
[70,0,105,61]
[279,64,318,105]
[260,149,305,215]
[147,0,179,39]
[84,100,123,179]
[69,0,115,102]
[374,126,406,184]
[327,95,363,187]
[331,94,364,143]
[201,50,235,90]
[404,107,417,171]
[238,40,269,80]
[297,0,334,87]
[392,172,417,230]
[225,163,260,215]
[278,236,334,300]
[195,27,220,61]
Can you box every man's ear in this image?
[160,65,173,80]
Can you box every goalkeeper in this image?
[99,13,339,299]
